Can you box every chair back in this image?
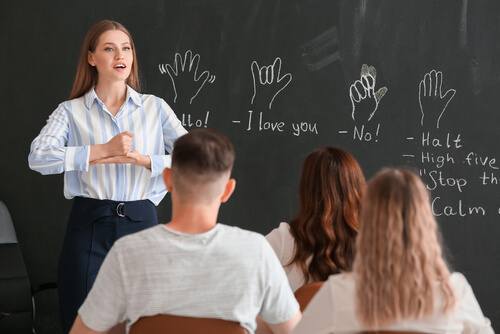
[294,281,324,311]
[0,201,17,243]
[0,200,32,333]
[130,314,248,334]
[362,332,431,334]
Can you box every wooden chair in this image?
[129,314,248,334]
[294,281,325,311]
[361,331,431,334]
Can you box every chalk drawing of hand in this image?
[350,64,387,122]
[251,57,292,110]
[418,70,456,129]
[159,50,216,104]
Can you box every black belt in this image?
[70,197,156,229]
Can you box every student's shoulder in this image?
[218,225,279,264]
[266,222,291,239]
[449,271,475,297]
[114,225,165,249]
[449,271,467,283]
[218,224,268,243]
[326,272,356,292]
[270,222,291,233]
[218,223,264,236]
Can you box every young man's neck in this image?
[166,202,220,234]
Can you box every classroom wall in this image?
[1,0,498,331]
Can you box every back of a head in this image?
[354,168,455,327]
[171,129,235,204]
[289,146,367,283]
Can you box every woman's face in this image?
[88,29,133,85]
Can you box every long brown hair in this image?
[354,168,456,327]
[70,20,141,99]
[288,147,366,283]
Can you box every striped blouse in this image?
[28,86,187,205]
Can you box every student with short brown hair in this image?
[70,129,301,334]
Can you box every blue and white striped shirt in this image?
[28,86,187,205]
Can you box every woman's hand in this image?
[90,150,151,169]
[89,131,136,162]
[106,131,134,156]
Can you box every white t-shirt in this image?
[266,222,313,292]
[292,272,494,334]
[78,224,299,333]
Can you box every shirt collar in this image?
[127,85,142,107]
[83,85,142,109]
[83,88,98,109]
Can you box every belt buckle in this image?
[116,203,125,217]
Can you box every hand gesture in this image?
[89,131,147,167]
[159,50,216,104]
[251,57,292,110]
[418,70,456,129]
[350,64,387,122]
[107,131,134,156]
[90,150,151,169]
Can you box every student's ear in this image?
[221,178,236,203]
[163,168,173,192]
[88,51,95,66]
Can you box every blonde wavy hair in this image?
[354,168,456,327]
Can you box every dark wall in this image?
[1,0,499,330]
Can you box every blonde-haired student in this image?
[292,168,493,334]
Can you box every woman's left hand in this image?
[90,151,151,169]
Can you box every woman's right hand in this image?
[89,131,135,162]
[106,131,134,156]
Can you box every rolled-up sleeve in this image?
[28,103,90,174]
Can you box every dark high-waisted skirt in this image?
[58,197,157,333]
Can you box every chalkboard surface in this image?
[1,0,499,331]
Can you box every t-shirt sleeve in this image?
[258,239,300,324]
[78,242,127,331]
[453,273,494,334]
[291,278,336,334]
